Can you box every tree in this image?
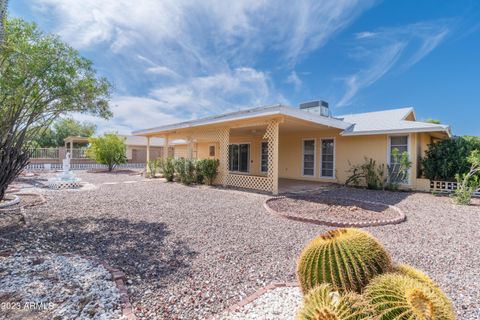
[33,118,96,147]
[0,0,7,45]
[0,18,111,200]
[424,119,441,124]
[87,134,126,172]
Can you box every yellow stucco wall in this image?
[180,125,441,190]
[278,129,392,184]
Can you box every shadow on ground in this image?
[0,217,197,287]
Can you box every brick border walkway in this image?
[264,196,406,227]
[209,282,299,320]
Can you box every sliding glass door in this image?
[229,143,250,173]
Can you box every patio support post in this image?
[69,141,73,157]
[163,134,169,159]
[187,136,193,159]
[265,119,280,195]
[217,127,230,187]
[146,136,151,169]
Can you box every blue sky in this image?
[10,0,480,136]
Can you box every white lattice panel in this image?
[431,180,480,196]
[227,174,272,191]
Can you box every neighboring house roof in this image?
[119,135,186,146]
[133,105,451,137]
[337,107,451,136]
[133,104,352,136]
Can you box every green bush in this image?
[87,134,126,172]
[421,136,480,181]
[453,150,480,205]
[160,157,175,182]
[194,160,205,184]
[147,159,160,178]
[173,158,195,185]
[387,148,412,189]
[346,158,385,190]
[197,159,220,185]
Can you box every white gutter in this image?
[340,126,452,137]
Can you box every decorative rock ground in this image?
[0,253,124,319]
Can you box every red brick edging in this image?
[264,196,406,227]
[63,253,136,320]
[0,250,135,320]
[209,282,299,320]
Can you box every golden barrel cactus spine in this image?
[365,273,456,320]
[297,283,373,320]
[296,228,392,294]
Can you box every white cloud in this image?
[337,21,451,107]
[145,66,179,78]
[285,71,303,92]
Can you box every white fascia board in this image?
[340,126,452,137]
[133,104,351,135]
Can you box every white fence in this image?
[430,180,480,196]
[29,148,59,159]
[29,148,88,159]
[25,163,146,171]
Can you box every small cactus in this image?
[365,273,456,320]
[296,228,392,294]
[297,284,373,320]
[394,264,455,318]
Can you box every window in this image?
[389,136,409,183]
[302,139,315,176]
[209,145,215,157]
[321,139,335,178]
[261,142,268,173]
[229,143,250,173]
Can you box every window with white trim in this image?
[303,140,315,176]
[261,141,268,173]
[389,136,409,183]
[321,139,334,178]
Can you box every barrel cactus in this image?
[394,264,455,318]
[296,228,392,294]
[365,273,456,320]
[297,284,373,320]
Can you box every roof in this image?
[119,135,186,146]
[133,104,352,136]
[133,105,451,137]
[337,107,451,136]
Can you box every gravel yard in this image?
[1,171,479,319]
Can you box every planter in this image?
[0,194,20,209]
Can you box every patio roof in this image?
[132,105,451,137]
[132,104,352,136]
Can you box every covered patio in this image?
[134,106,349,195]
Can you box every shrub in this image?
[197,159,220,185]
[346,158,385,190]
[296,228,392,294]
[87,134,126,171]
[421,136,480,181]
[365,273,455,320]
[194,160,205,184]
[452,150,480,205]
[297,284,373,320]
[147,159,160,178]
[387,148,412,189]
[173,157,195,185]
[346,150,411,190]
[160,157,175,182]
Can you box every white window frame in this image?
[260,140,268,174]
[229,142,251,174]
[301,138,316,177]
[387,134,411,185]
[320,137,336,179]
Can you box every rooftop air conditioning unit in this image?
[299,100,330,117]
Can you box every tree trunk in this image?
[0,143,30,201]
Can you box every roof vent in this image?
[299,100,330,117]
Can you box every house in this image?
[133,101,451,194]
[119,135,186,162]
